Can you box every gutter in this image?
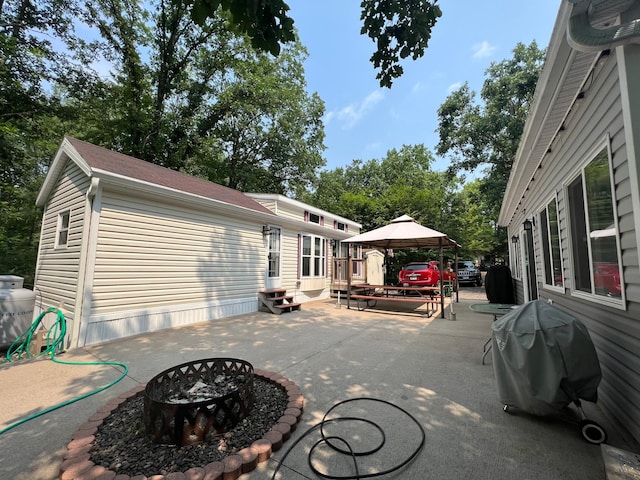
[567,0,640,52]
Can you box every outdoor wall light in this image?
[262,225,272,236]
[511,235,519,244]
[523,219,533,232]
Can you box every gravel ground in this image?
[89,377,288,477]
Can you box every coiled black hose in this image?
[271,397,426,479]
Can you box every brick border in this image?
[60,369,304,480]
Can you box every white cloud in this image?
[472,40,497,59]
[324,90,384,129]
[447,81,464,93]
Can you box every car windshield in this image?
[404,264,429,271]
[458,262,474,269]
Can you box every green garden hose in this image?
[0,307,129,435]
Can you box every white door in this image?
[265,226,282,290]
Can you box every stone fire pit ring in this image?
[144,357,255,446]
[60,369,305,480]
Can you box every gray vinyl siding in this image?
[33,160,89,328]
[513,51,640,441]
[91,193,264,314]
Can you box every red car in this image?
[398,261,457,288]
[593,262,621,296]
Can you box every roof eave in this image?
[499,2,573,226]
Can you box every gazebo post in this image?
[439,240,445,318]
[346,244,352,309]
[454,247,459,303]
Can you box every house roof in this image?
[499,0,639,226]
[37,136,275,217]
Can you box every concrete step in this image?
[602,444,640,479]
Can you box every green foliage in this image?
[360,0,441,87]
[435,41,545,258]
[188,0,295,55]
[453,180,502,258]
[302,144,458,233]
[198,42,326,194]
[304,144,513,263]
[0,0,101,282]
[187,0,441,88]
[65,1,325,195]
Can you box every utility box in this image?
[0,275,36,347]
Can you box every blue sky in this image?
[287,1,560,172]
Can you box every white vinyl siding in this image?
[34,161,89,327]
[90,194,264,314]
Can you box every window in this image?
[540,198,563,288]
[306,212,321,224]
[351,244,363,278]
[267,227,281,278]
[336,241,349,258]
[567,144,623,299]
[56,211,70,248]
[335,221,346,231]
[301,234,326,277]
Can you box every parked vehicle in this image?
[456,260,482,286]
[593,262,621,296]
[398,261,457,288]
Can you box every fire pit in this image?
[144,357,254,446]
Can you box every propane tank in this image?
[0,275,37,346]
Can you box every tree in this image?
[187,0,442,88]
[435,41,545,255]
[0,0,101,283]
[195,42,326,194]
[302,144,457,233]
[68,0,325,195]
[453,180,501,259]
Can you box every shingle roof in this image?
[65,136,275,216]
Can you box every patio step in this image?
[258,289,301,314]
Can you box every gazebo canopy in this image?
[347,215,458,250]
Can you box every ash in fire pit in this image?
[167,374,247,404]
[144,358,254,446]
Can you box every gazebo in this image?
[346,215,459,318]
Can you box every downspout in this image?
[616,2,640,291]
[73,177,100,348]
[567,0,640,53]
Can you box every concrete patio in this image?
[0,292,637,479]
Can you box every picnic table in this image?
[348,284,442,315]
